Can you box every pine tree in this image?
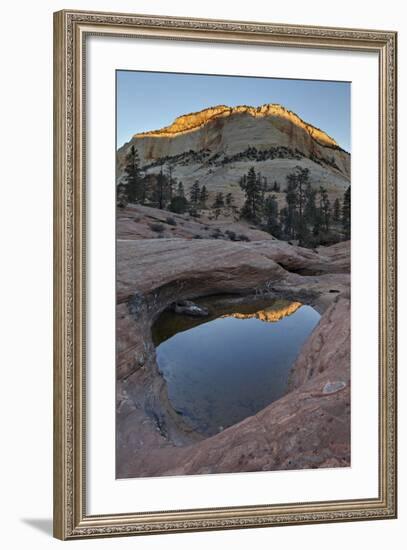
[257,172,265,203]
[284,176,298,239]
[262,176,268,193]
[283,167,313,244]
[304,182,317,226]
[212,192,225,209]
[123,145,142,203]
[169,195,188,214]
[200,185,209,208]
[285,172,298,239]
[176,181,185,198]
[153,168,168,210]
[312,209,322,239]
[168,179,188,213]
[333,197,341,223]
[190,181,201,205]
[225,192,234,208]
[166,165,174,201]
[264,195,280,237]
[295,167,310,244]
[319,186,331,233]
[279,207,289,237]
[240,166,263,221]
[342,185,351,239]
[116,182,128,208]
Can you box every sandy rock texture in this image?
[116,219,350,477]
[124,299,350,477]
[117,103,350,204]
[117,203,276,241]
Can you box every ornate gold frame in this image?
[53,9,397,540]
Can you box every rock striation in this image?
[117,104,350,203]
[116,216,350,477]
[136,104,340,150]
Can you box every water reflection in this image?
[153,297,320,436]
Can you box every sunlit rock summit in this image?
[117,103,350,202]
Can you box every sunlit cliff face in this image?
[222,301,302,323]
[134,104,340,150]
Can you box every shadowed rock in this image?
[173,300,209,317]
[116,233,350,478]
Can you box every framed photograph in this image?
[53,9,397,540]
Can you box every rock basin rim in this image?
[116,234,350,478]
[153,295,321,437]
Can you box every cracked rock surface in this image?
[116,209,350,478]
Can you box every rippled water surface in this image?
[153,297,320,436]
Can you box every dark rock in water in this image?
[174,300,209,317]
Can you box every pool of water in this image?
[153,297,320,437]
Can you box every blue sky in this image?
[116,70,350,151]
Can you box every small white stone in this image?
[323,381,346,394]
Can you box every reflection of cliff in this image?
[223,301,302,323]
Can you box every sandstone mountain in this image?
[117,103,350,204]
